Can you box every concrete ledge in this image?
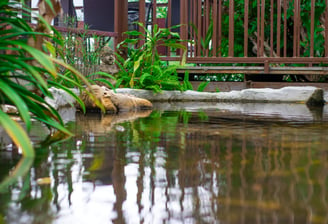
[116,86,325,106]
[152,102,324,122]
[44,86,325,110]
[46,87,79,109]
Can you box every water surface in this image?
[1,104,328,224]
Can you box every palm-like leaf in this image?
[0,0,95,157]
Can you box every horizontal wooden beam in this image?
[161,56,328,64]
[190,81,328,92]
[54,26,118,37]
[177,66,328,75]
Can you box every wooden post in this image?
[138,0,146,47]
[115,0,128,46]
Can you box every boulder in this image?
[115,86,325,106]
[79,85,153,113]
[46,87,78,109]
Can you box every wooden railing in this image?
[136,0,328,77]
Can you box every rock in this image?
[116,86,325,105]
[79,85,153,113]
[79,85,117,113]
[1,105,18,114]
[46,87,78,109]
[152,102,323,122]
[108,89,154,111]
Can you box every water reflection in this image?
[1,107,328,223]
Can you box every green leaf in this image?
[86,71,116,80]
[0,157,34,193]
[48,80,86,113]
[35,116,73,136]
[17,42,58,78]
[0,110,34,157]
[182,71,193,91]
[124,30,143,36]
[140,73,155,87]
[0,79,31,130]
[197,81,210,92]
[1,54,48,90]
[92,78,116,89]
[145,85,162,93]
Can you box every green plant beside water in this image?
[0,0,99,158]
[116,22,189,92]
[55,16,116,88]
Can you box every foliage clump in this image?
[0,0,98,157]
[116,23,188,93]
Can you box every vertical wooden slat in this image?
[153,0,157,27]
[167,0,172,28]
[244,0,249,57]
[138,0,145,47]
[139,0,145,27]
[293,0,298,57]
[188,1,196,56]
[202,1,206,53]
[180,0,188,56]
[192,1,195,57]
[114,0,128,47]
[197,0,202,56]
[228,0,234,57]
[166,0,172,57]
[310,0,315,57]
[326,0,328,57]
[192,0,197,56]
[283,0,287,57]
[205,0,210,56]
[218,0,222,56]
[270,0,274,57]
[257,0,260,57]
[213,0,218,57]
[260,0,265,56]
[297,0,301,57]
[277,0,281,57]
[167,0,172,27]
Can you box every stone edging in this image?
[43,86,326,110]
[115,86,325,106]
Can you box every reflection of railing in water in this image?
[179,123,328,223]
[3,113,328,223]
[106,118,328,223]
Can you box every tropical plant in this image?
[54,16,116,89]
[0,0,96,157]
[115,22,188,92]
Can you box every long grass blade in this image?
[48,80,86,113]
[0,157,34,193]
[0,110,34,157]
[0,79,31,130]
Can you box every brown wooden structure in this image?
[32,0,328,90]
[123,0,328,90]
[152,1,328,72]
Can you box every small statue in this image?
[99,46,118,74]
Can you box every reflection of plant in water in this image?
[3,110,328,223]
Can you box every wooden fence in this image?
[134,0,328,79]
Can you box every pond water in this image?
[1,103,328,224]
